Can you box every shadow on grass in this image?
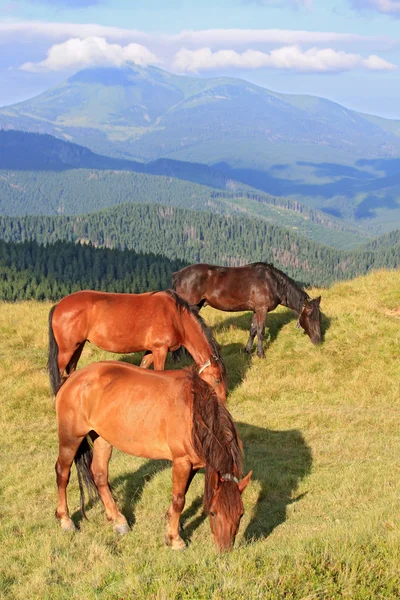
[237,422,312,541]
[72,422,311,546]
[71,459,170,529]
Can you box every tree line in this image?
[0,239,186,302]
[0,203,399,293]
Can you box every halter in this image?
[198,355,219,375]
[220,473,239,484]
[198,359,211,375]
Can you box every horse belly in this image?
[88,321,147,354]
[88,394,185,461]
[205,290,251,312]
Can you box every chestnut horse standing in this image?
[55,361,251,551]
[48,289,226,402]
[172,262,322,358]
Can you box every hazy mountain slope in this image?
[1,66,400,232]
[1,65,399,164]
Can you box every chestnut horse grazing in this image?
[48,289,226,402]
[55,361,251,551]
[173,262,322,358]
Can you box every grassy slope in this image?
[1,269,400,599]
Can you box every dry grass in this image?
[1,269,400,599]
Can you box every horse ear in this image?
[313,296,321,307]
[211,470,220,491]
[238,470,252,494]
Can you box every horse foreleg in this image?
[245,313,257,354]
[55,437,84,532]
[152,346,168,370]
[255,308,268,358]
[165,459,194,550]
[140,352,154,368]
[90,437,129,535]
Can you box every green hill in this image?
[0,165,368,250]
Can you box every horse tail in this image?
[74,436,99,519]
[48,305,61,396]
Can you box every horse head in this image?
[207,470,252,551]
[198,354,227,403]
[298,296,322,345]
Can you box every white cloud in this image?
[173,46,397,73]
[351,0,400,16]
[20,36,160,72]
[245,0,312,8]
[0,21,393,48]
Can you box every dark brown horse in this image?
[48,289,226,402]
[55,361,251,551]
[172,262,322,358]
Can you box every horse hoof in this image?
[171,538,186,551]
[114,522,130,535]
[165,534,186,550]
[60,518,76,532]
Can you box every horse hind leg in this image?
[58,341,86,385]
[55,436,85,532]
[245,314,257,354]
[255,308,268,359]
[90,437,129,535]
[67,341,86,375]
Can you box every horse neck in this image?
[278,279,309,314]
[180,310,212,364]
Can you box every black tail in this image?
[74,436,99,519]
[47,305,61,396]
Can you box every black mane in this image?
[251,262,309,312]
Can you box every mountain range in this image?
[1,65,400,234]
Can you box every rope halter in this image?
[220,473,239,484]
[198,358,211,375]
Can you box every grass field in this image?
[1,270,400,599]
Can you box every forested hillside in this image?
[0,204,398,289]
[0,239,186,301]
[0,168,368,249]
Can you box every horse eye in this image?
[210,511,215,518]
[214,378,221,384]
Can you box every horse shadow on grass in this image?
[71,422,312,546]
[238,422,312,541]
[215,307,331,347]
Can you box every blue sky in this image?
[1,0,400,117]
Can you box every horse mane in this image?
[190,373,243,516]
[171,271,179,290]
[163,289,227,385]
[251,262,309,312]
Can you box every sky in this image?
[1,0,400,118]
